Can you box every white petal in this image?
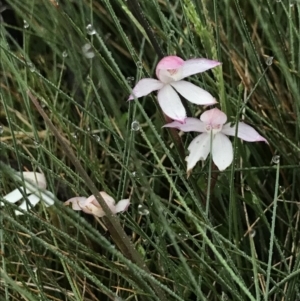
[99,191,116,207]
[128,78,164,100]
[15,191,55,215]
[222,122,268,143]
[83,192,116,217]
[84,203,106,217]
[64,197,87,210]
[163,118,206,132]
[39,190,55,206]
[2,171,50,208]
[212,133,233,171]
[1,187,27,206]
[13,178,42,195]
[16,172,47,189]
[200,108,227,125]
[157,85,187,122]
[15,194,40,216]
[186,133,211,172]
[180,58,221,80]
[171,81,217,105]
[83,194,99,206]
[115,199,130,213]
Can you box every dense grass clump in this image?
[1,0,300,300]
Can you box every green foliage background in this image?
[1,0,300,300]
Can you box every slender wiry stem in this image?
[128,0,207,204]
[127,0,165,59]
[28,91,167,301]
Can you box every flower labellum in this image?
[128,55,221,122]
[1,171,55,215]
[164,108,267,172]
[64,191,130,217]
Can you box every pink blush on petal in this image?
[177,117,187,124]
[156,56,184,78]
[201,108,227,126]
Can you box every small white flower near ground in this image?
[1,171,55,215]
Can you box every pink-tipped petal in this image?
[115,199,130,213]
[64,197,87,210]
[82,195,102,214]
[64,192,129,217]
[128,78,164,100]
[222,122,268,143]
[200,108,227,125]
[157,85,187,122]
[212,133,233,171]
[180,58,221,80]
[186,133,211,172]
[79,195,104,216]
[163,118,206,132]
[84,204,104,216]
[156,56,185,83]
[15,194,41,216]
[84,194,97,206]
[156,56,184,73]
[85,203,106,217]
[171,81,217,105]
[99,191,116,207]
[83,192,117,216]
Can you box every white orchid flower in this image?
[164,108,268,171]
[64,191,130,217]
[128,55,221,122]
[1,171,55,215]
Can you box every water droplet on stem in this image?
[138,204,149,215]
[23,20,29,29]
[265,56,274,66]
[249,229,256,237]
[131,120,140,131]
[82,43,95,59]
[33,140,40,148]
[178,233,188,238]
[221,292,229,301]
[126,76,135,86]
[272,155,280,164]
[168,30,175,37]
[86,24,96,35]
[245,185,251,191]
[27,62,36,72]
[92,135,100,142]
[136,61,143,69]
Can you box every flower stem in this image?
[28,90,168,301]
[127,0,165,59]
